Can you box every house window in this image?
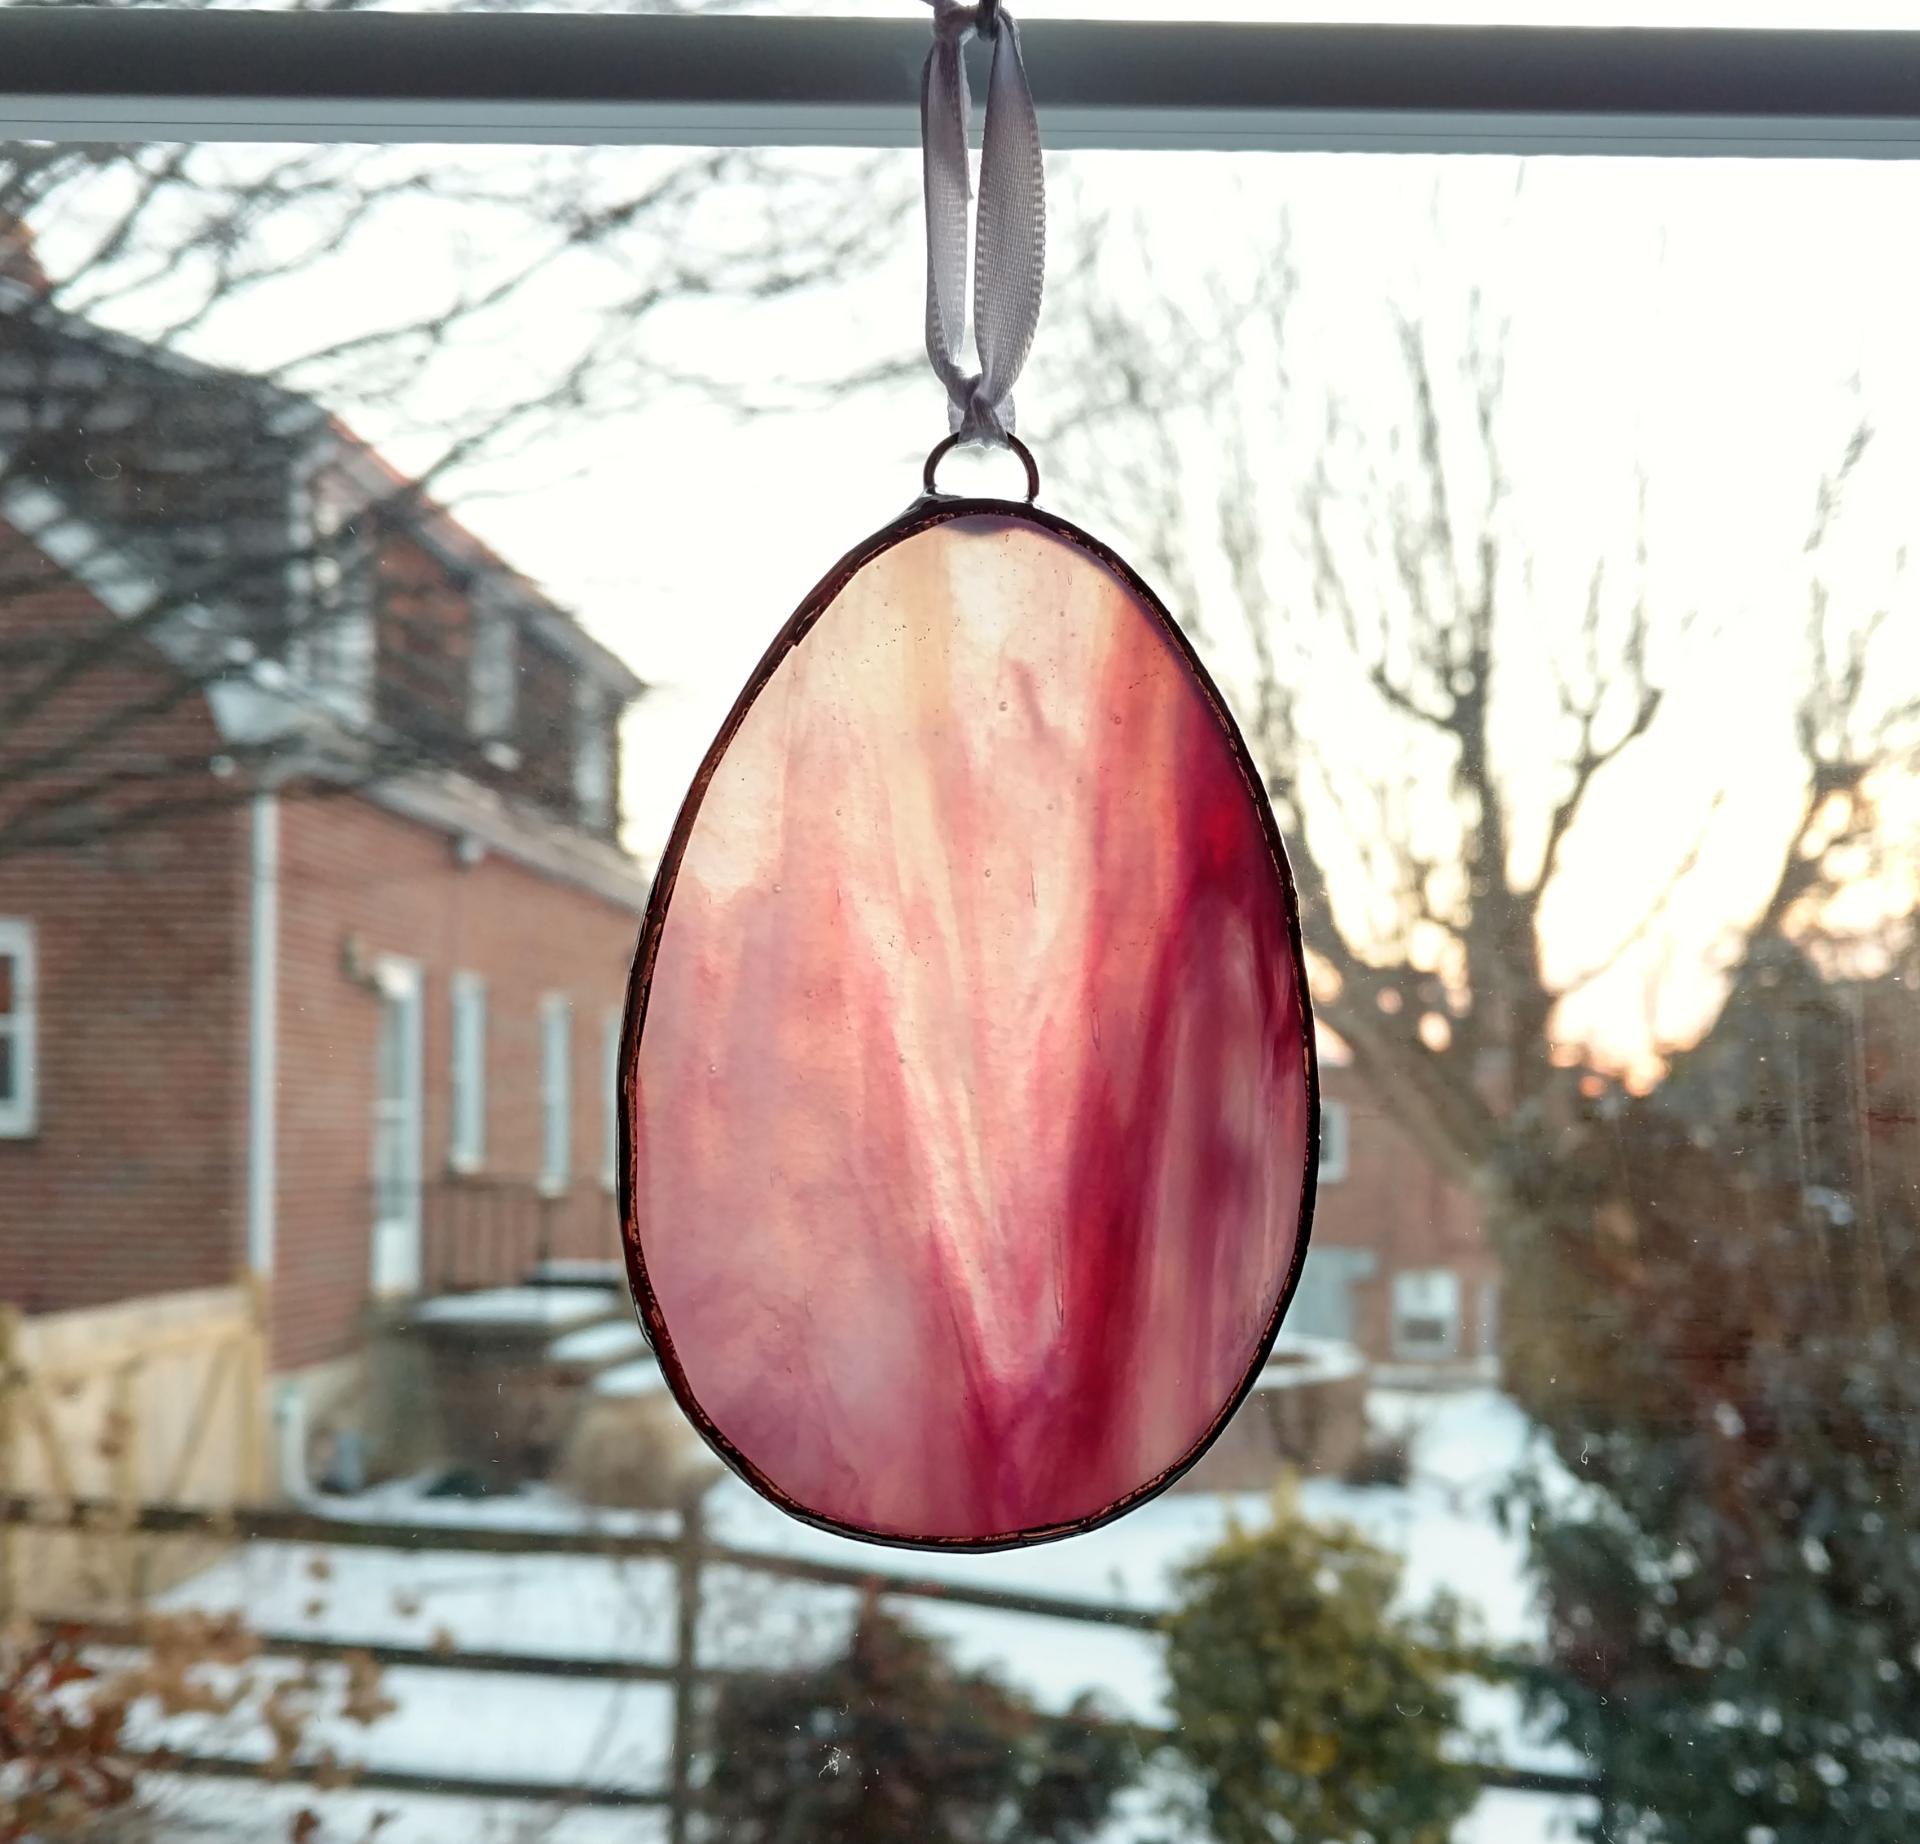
[294,461,374,721]
[540,993,571,1194]
[0,918,38,1137]
[449,971,486,1173]
[574,681,614,833]
[469,591,518,744]
[370,959,425,1297]
[1318,1097,1350,1184]
[1286,1245,1377,1345]
[602,1007,620,1191]
[1392,1269,1462,1362]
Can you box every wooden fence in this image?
[3,1488,1603,1842]
[0,1279,267,1618]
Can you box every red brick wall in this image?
[0,536,248,1313]
[273,794,641,1372]
[1311,1063,1500,1362]
[514,633,577,820]
[374,528,472,748]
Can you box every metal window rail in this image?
[0,10,1918,155]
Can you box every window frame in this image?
[0,14,1914,160]
[448,969,487,1175]
[289,453,377,724]
[1391,1267,1463,1363]
[0,917,39,1138]
[601,1006,621,1193]
[539,991,572,1197]
[468,584,519,754]
[369,954,426,1297]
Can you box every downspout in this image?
[250,788,316,1502]
[246,788,279,1277]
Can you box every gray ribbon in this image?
[921,0,1046,448]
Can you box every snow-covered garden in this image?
[120,1382,1594,1842]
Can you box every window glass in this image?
[0,918,36,1133]
[2,124,1917,1844]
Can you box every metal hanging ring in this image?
[922,431,1041,503]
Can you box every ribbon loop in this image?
[920,0,1046,451]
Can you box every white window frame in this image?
[370,956,425,1298]
[449,970,487,1174]
[3,17,1890,163]
[601,1005,620,1192]
[1318,1096,1349,1185]
[540,992,572,1196]
[289,455,375,724]
[0,918,39,1138]
[1392,1268,1463,1362]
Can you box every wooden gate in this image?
[0,1277,268,1617]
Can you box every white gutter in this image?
[246,789,280,1275]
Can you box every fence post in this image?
[112,1358,143,1605]
[667,1483,708,1844]
[0,1304,20,1621]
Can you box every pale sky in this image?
[25,12,1920,1073]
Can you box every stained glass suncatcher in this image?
[619,496,1317,1549]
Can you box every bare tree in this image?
[1038,215,1920,1186]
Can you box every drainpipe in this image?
[246,788,280,1278]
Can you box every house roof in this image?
[0,274,644,702]
[0,465,655,910]
[318,413,644,700]
[0,275,654,901]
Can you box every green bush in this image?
[1162,1485,1490,1844]
[1496,1019,1920,1840]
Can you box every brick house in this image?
[0,267,647,1423]
[1295,1055,1501,1371]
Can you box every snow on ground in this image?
[413,1287,618,1329]
[146,1385,1588,1841]
[1263,1331,1369,1386]
[591,1357,669,1396]
[1458,1788,1600,1843]
[142,1776,668,1844]
[548,1319,651,1365]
